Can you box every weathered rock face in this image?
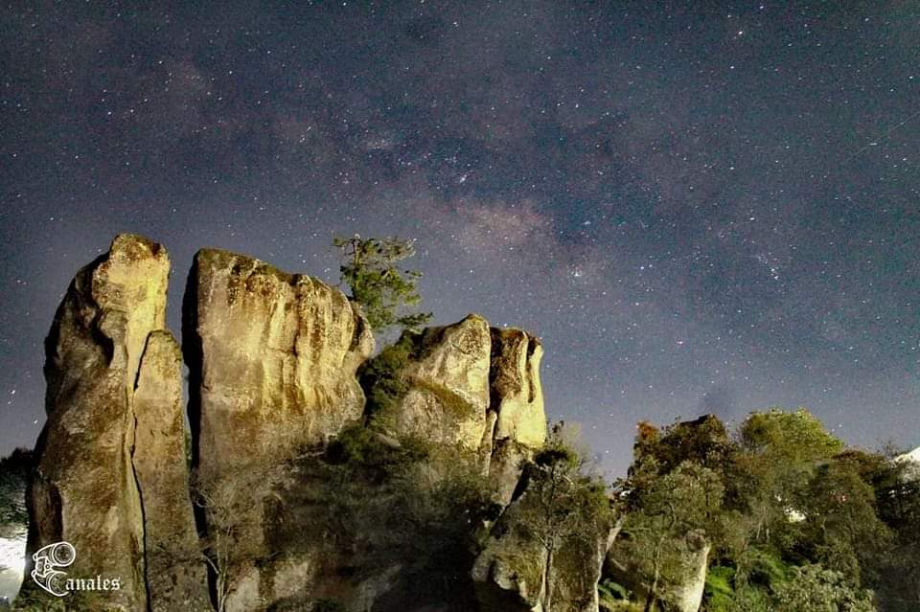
[382,314,492,451]
[667,531,711,612]
[183,248,374,611]
[28,234,190,611]
[374,319,546,485]
[489,328,546,449]
[133,330,210,611]
[185,248,374,482]
[485,328,546,505]
[30,236,566,612]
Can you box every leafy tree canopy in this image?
[610,408,916,612]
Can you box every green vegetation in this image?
[607,409,920,612]
[529,429,612,611]
[268,424,491,611]
[333,234,432,334]
[490,424,614,612]
[774,564,875,612]
[357,332,415,424]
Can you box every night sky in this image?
[1,2,918,474]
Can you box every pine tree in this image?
[333,235,432,334]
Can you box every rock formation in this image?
[380,314,492,451]
[486,327,547,505]
[183,248,374,611]
[26,235,614,612]
[27,234,205,611]
[667,531,711,612]
[184,248,374,482]
[133,331,211,611]
[367,318,547,503]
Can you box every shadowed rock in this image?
[133,331,210,611]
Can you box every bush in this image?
[774,564,875,612]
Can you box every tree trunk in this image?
[541,543,555,612]
[605,513,626,553]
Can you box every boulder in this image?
[667,531,710,612]
[27,234,171,611]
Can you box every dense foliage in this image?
[604,409,920,612]
[515,425,615,611]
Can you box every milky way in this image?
[1,2,918,473]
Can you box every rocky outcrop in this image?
[28,236,569,612]
[27,234,194,611]
[488,328,546,449]
[485,328,546,505]
[371,319,546,494]
[380,314,492,451]
[184,248,374,481]
[133,331,210,611]
[183,248,374,611]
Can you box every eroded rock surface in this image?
[28,234,172,611]
[667,531,711,612]
[185,248,374,481]
[486,328,546,504]
[183,248,374,611]
[489,328,546,449]
[30,236,569,612]
[133,330,210,611]
[382,314,492,450]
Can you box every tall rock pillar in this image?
[27,234,206,611]
[28,235,166,610]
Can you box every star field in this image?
[1,2,918,473]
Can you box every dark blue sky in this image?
[2,1,918,474]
